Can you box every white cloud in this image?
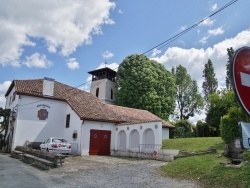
[152,29,250,92]
[82,62,119,92]
[199,27,224,44]
[197,29,201,35]
[199,36,209,45]
[23,53,53,68]
[208,27,224,36]
[118,9,124,14]
[66,58,80,70]
[0,0,115,66]
[189,110,206,125]
[199,18,215,26]
[151,48,161,57]
[179,41,186,46]
[180,26,187,31]
[210,3,218,11]
[102,51,114,59]
[0,81,11,108]
[97,62,119,70]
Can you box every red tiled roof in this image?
[108,105,174,128]
[6,79,174,128]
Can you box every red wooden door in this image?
[89,129,111,155]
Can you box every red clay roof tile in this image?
[7,79,174,128]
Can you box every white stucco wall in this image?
[11,95,67,150]
[80,120,116,155]
[162,128,170,140]
[90,79,115,104]
[115,121,162,150]
[62,105,82,155]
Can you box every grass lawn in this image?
[161,137,250,187]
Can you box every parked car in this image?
[40,137,72,154]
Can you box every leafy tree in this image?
[220,106,250,144]
[226,47,234,91]
[206,90,238,136]
[202,59,218,102]
[172,65,204,120]
[171,119,194,138]
[116,54,176,120]
[0,108,10,148]
[196,120,216,137]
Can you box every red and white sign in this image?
[232,46,250,115]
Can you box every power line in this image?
[13,0,239,109]
[142,0,239,56]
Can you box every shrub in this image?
[172,120,194,138]
[220,106,250,144]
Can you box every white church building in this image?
[5,67,174,155]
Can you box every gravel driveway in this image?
[44,156,200,188]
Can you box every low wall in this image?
[111,149,179,162]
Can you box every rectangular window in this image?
[66,114,70,128]
[12,92,16,102]
[9,96,12,106]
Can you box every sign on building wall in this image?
[37,109,48,120]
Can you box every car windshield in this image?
[52,138,67,143]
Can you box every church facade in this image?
[5,68,173,155]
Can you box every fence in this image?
[139,144,163,157]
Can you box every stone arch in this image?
[117,130,126,150]
[129,129,139,149]
[143,128,155,145]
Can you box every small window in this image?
[12,92,16,102]
[111,89,113,99]
[72,132,77,139]
[9,96,12,106]
[96,88,99,97]
[66,114,70,128]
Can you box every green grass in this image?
[162,137,224,152]
[161,137,250,187]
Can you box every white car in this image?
[40,137,71,154]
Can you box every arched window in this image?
[96,88,99,97]
[111,89,113,99]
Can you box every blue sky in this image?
[1,0,250,122]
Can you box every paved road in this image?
[0,154,200,188]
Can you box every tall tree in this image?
[172,65,204,120]
[206,90,238,136]
[226,47,234,90]
[0,108,10,141]
[202,59,218,102]
[116,54,176,120]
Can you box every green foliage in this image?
[206,90,238,136]
[172,65,204,120]
[162,138,250,187]
[171,120,194,138]
[196,120,216,137]
[161,152,250,187]
[202,59,218,102]
[116,54,176,120]
[226,47,234,91]
[0,108,10,140]
[220,106,250,144]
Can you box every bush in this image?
[220,106,250,144]
[172,120,194,138]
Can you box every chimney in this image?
[43,77,55,97]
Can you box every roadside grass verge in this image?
[161,137,250,187]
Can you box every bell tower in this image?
[88,67,116,104]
